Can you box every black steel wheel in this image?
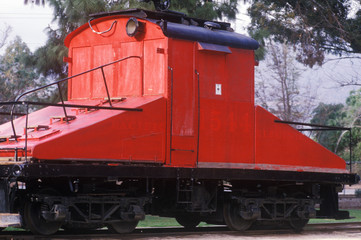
[289,193,310,232]
[223,201,253,231]
[23,189,63,235]
[107,221,139,234]
[175,214,201,229]
[289,217,309,232]
[24,201,62,235]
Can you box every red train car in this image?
[0,8,358,235]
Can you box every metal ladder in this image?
[176,179,194,210]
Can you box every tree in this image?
[0,37,48,123]
[311,103,346,152]
[255,41,317,122]
[339,89,361,162]
[27,0,238,81]
[247,0,361,68]
[171,0,238,20]
[311,89,361,163]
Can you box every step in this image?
[49,115,76,124]
[0,136,10,144]
[71,108,89,115]
[103,97,126,103]
[0,135,22,143]
[24,125,50,134]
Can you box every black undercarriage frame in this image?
[0,161,358,224]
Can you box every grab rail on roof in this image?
[0,55,142,161]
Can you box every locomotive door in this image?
[169,40,198,167]
[195,43,256,166]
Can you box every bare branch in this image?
[324,56,361,63]
[0,24,12,50]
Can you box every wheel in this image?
[23,189,63,235]
[24,200,62,235]
[175,214,201,229]
[289,193,310,232]
[223,201,253,231]
[107,221,139,234]
[289,217,309,232]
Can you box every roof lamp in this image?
[126,17,144,37]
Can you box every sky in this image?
[0,0,360,105]
[0,0,55,52]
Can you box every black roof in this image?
[90,9,259,50]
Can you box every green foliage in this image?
[356,189,361,197]
[342,89,361,162]
[309,209,361,223]
[247,0,361,67]
[311,103,346,152]
[248,28,269,61]
[0,37,49,123]
[346,11,361,53]
[0,37,41,101]
[171,0,238,20]
[311,89,361,163]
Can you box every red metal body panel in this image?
[144,39,168,96]
[66,17,167,100]
[0,97,166,163]
[0,13,349,175]
[255,106,347,173]
[32,97,166,162]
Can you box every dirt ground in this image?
[104,225,361,240]
[144,232,360,240]
[105,230,361,240]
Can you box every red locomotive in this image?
[0,5,358,235]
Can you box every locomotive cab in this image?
[0,8,358,235]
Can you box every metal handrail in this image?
[0,101,143,112]
[275,120,353,172]
[0,55,142,161]
[7,55,142,141]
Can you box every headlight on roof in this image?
[126,17,145,37]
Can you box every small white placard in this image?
[215,84,222,95]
